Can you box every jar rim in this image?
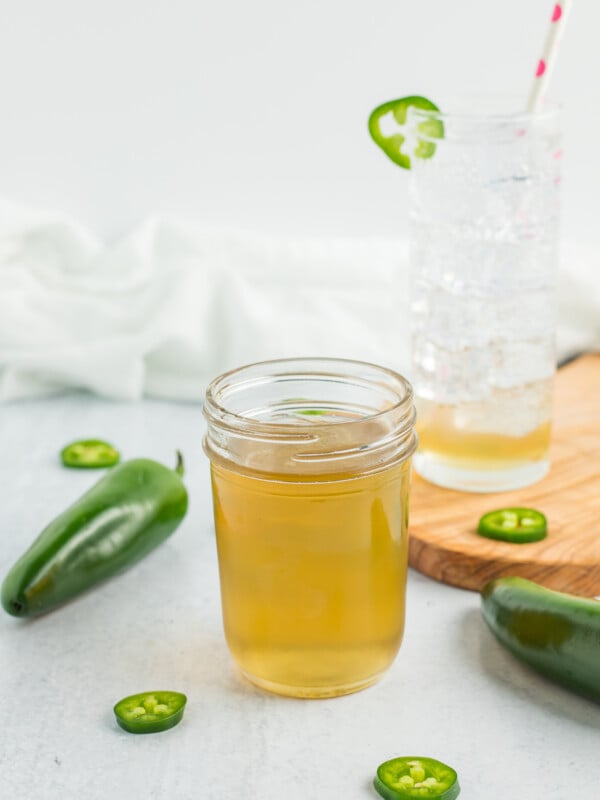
[203,357,417,478]
[203,356,414,436]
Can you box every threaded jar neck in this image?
[203,358,417,480]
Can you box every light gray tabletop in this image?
[1,394,598,799]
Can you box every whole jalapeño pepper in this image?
[481,577,600,703]
[2,454,188,618]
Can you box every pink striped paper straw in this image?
[527,1,572,112]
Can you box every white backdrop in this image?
[0,0,596,244]
[1,1,598,400]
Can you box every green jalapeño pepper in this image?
[368,95,444,169]
[114,691,187,734]
[481,577,600,703]
[374,756,460,800]
[477,507,547,543]
[1,453,188,618]
[61,439,120,469]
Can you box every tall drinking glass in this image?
[407,99,561,492]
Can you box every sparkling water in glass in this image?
[407,99,561,492]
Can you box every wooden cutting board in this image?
[408,354,600,596]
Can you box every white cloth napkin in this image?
[0,197,598,402]
[0,199,410,401]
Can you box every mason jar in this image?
[203,357,417,698]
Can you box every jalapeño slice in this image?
[368,95,444,169]
[60,439,120,469]
[114,691,187,734]
[477,507,547,544]
[374,756,460,800]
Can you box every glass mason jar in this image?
[203,357,417,698]
[407,99,561,492]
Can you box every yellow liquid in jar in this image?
[210,460,410,698]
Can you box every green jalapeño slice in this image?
[368,95,443,169]
[477,507,547,544]
[374,756,460,800]
[114,691,187,734]
[60,439,120,469]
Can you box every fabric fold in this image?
[0,197,597,402]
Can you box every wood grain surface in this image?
[408,354,600,595]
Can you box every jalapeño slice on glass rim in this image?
[368,95,444,169]
[60,439,121,469]
[374,756,460,800]
[477,507,547,544]
[113,691,187,734]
